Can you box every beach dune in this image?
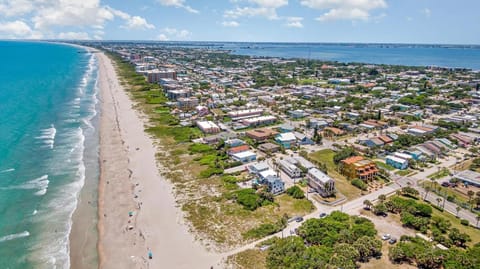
[96,52,221,268]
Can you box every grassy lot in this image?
[227,249,267,269]
[183,193,314,247]
[419,181,470,205]
[427,167,450,179]
[375,161,395,171]
[395,169,411,176]
[309,149,362,200]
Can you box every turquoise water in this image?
[0,41,99,268]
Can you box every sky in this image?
[0,0,479,44]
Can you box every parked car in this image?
[381,234,391,240]
[441,182,451,187]
[319,213,327,218]
[296,217,304,223]
[377,212,388,217]
[388,238,397,244]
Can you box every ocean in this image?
[0,41,100,268]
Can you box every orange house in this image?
[339,156,378,181]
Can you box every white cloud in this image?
[222,21,240,27]
[157,34,169,41]
[0,0,155,39]
[0,0,35,17]
[0,20,42,39]
[224,0,288,20]
[301,0,387,21]
[124,16,155,30]
[57,31,91,40]
[157,0,199,13]
[422,8,431,18]
[110,9,155,30]
[158,27,191,40]
[285,17,303,28]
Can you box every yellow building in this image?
[339,156,378,181]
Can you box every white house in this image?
[306,168,335,197]
[231,150,256,163]
[278,159,302,178]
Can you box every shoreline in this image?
[93,51,221,268]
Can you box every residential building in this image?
[225,138,245,147]
[288,109,309,119]
[435,138,457,149]
[278,123,295,133]
[196,121,220,134]
[246,128,278,141]
[307,168,335,197]
[339,156,378,181]
[167,89,191,100]
[278,159,302,178]
[265,175,285,195]
[227,109,263,120]
[386,155,409,170]
[275,132,297,149]
[146,69,177,83]
[177,97,199,110]
[227,145,250,155]
[258,143,280,153]
[294,156,316,170]
[231,150,257,163]
[453,170,480,187]
[241,116,276,127]
[294,132,314,145]
[393,152,413,162]
[378,135,393,144]
[363,138,384,148]
[323,127,345,137]
[248,162,270,174]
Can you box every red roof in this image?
[228,145,250,154]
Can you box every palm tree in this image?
[378,194,386,203]
[363,199,373,210]
[436,197,442,207]
[396,190,402,197]
[424,186,431,201]
[456,206,462,217]
[467,190,475,203]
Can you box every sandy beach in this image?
[94,52,222,269]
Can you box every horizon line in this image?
[1,39,480,47]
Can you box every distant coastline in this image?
[87,41,480,70]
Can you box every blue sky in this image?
[0,0,479,44]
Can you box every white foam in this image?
[0,168,15,173]
[36,125,56,149]
[0,175,49,195]
[33,210,38,215]
[0,231,30,243]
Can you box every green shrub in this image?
[286,185,305,199]
[188,143,214,153]
[243,223,281,239]
[351,179,367,190]
[235,189,262,210]
[199,167,223,178]
[460,219,469,226]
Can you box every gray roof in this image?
[308,168,334,184]
[454,170,480,185]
